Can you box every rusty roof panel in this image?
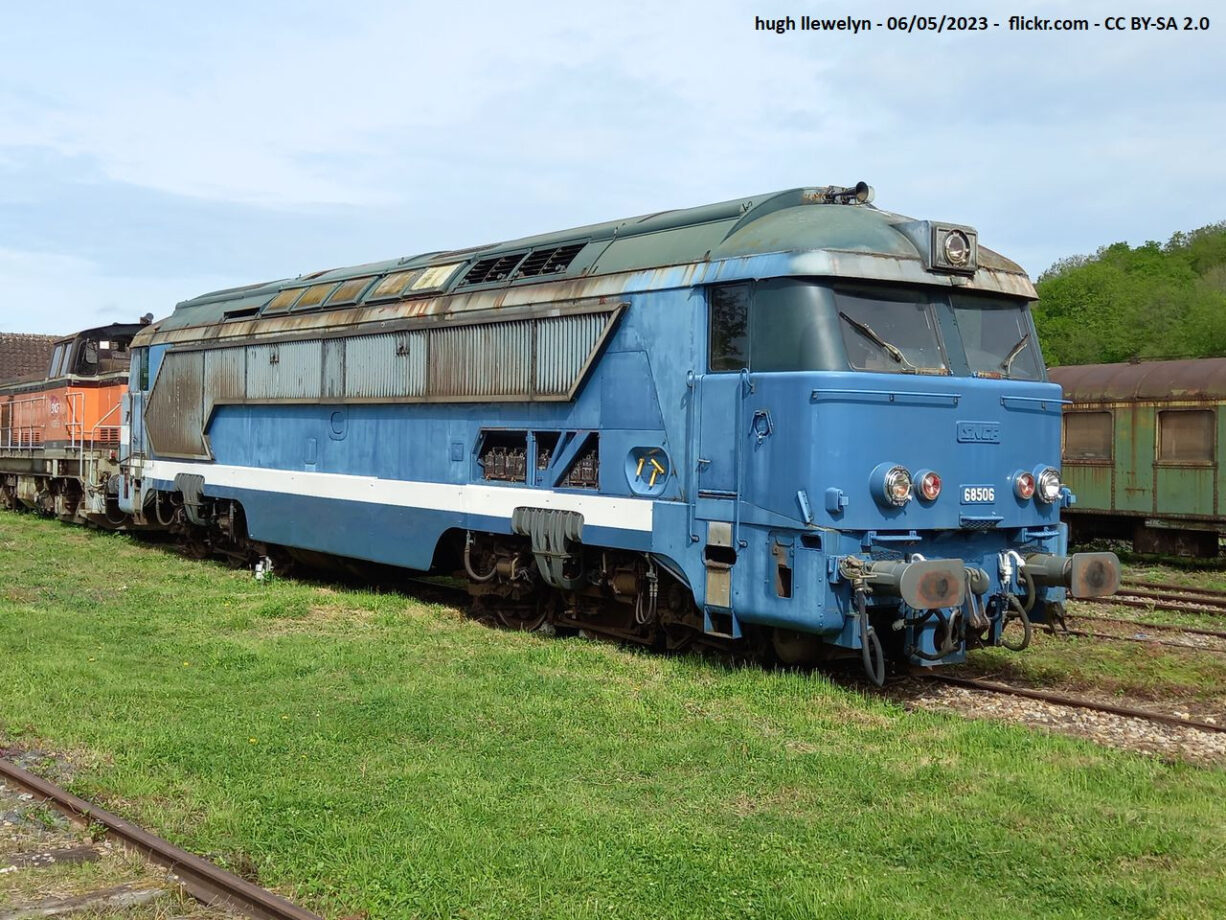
[1049,358,1226,403]
[0,333,59,383]
[158,186,1035,336]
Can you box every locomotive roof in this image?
[1049,358,1226,402]
[153,186,1034,337]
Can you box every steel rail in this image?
[0,758,323,920]
[1053,625,1226,653]
[1118,589,1226,610]
[921,674,1226,734]
[1079,595,1226,619]
[1064,612,1226,640]
[1121,579,1226,600]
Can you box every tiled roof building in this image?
[0,332,59,383]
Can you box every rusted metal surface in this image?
[144,351,205,458]
[536,312,609,395]
[142,307,624,430]
[429,320,533,398]
[344,331,427,399]
[138,187,1035,349]
[1066,611,1226,640]
[1081,595,1226,618]
[247,341,322,401]
[922,673,1226,733]
[1054,624,1226,653]
[1069,551,1122,598]
[1121,579,1226,599]
[0,758,324,920]
[1050,358,1226,403]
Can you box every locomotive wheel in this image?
[495,588,556,632]
[771,628,822,667]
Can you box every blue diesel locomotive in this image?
[116,183,1120,681]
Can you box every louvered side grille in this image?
[145,305,624,458]
[535,312,608,396]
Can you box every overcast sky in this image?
[1,1,1222,335]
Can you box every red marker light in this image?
[1014,471,1036,500]
[919,471,942,501]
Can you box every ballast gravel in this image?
[892,680,1226,766]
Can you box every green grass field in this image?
[1,514,1224,919]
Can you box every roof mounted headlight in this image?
[872,462,913,508]
[894,221,979,275]
[943,231,971,267]
[1036,467,1062,504]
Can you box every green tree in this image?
[1034,223,1226,366]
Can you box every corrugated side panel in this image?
[248,341,322,400]
[535,312,611,396]
[429,320,532,398]
[204,347,246,411]
[146,350,207,457]
[344,332,427,399]
[322,339,345,400]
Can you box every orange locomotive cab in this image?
[0,321,147,523]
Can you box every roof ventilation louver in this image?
[460,252,528,286]
[516,243,585,278]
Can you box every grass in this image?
[959,623,1226,708]
[1,514,1225,918]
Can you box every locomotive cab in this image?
[694,207,1120,680]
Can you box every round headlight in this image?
[1014,471,1036,501]
[944,231,970,266]
[1036,468,1062,503]
[883,465,913,507]
[917,470,942,502]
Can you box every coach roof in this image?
[1050,358,1226,403]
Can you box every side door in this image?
[694,283,751,617]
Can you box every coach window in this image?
[1158,409,1215,462]
[708,283,750,372]
[1064,411,1113,461]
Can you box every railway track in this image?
[1082,591,1226,618]
[0,757,322,920]
[1050,610,1226,653]
[918,673,1226,735]
[1121,579,1226,601]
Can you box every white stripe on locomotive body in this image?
[142,460,655,533]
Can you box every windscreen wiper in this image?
[838,312,918,371]
[1000,333,1031,376]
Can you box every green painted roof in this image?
[162,187,1027,330]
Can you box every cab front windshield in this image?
[709,279,1043,380]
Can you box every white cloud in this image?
[0,247,235,335]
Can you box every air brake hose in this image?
[1020,566,1037,613]
[856,587,885,686]
[1001,594,1033,651]
[463,532,498,583]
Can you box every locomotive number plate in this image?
[961,486,996,504]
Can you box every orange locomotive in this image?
[0,321,148,525]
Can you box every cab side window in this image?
[708,284,750,372]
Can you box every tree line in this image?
[1032,222,1226,366]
